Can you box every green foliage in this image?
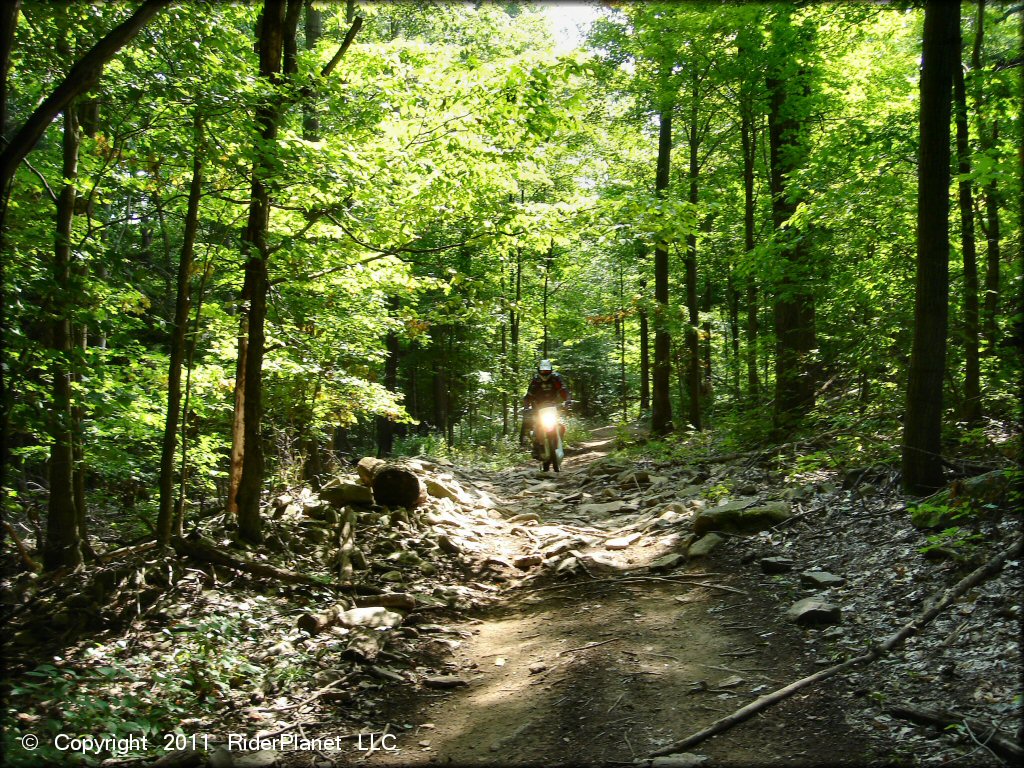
[917,526,985,560]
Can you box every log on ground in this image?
[356,456,426,508]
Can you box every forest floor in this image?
[2,424,1021,768]
[344,426,871,768]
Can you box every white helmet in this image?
[539,359,553,373]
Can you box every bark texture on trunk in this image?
[651,108,673,436]
[44,105,83,571]
[953,39,981,424]
[157,113,204,544]
[235,0,290,543]
[902,0,958,495]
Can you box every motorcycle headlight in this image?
[539,407,558,430]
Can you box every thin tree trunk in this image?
[302,1,321,140]
[376,295,400,458]
[638,242,650,415]
[157,112,203,545]
[236,0,291,543]
[44,104,83,571]
[651,108,673,436]
[0,2,20,514]
[903,0,958,495]
[227,320,246,519]
[953,36,981,424]
[175,256,212,537]
[685,87,702,432]
[767,9,817,435]
[741,79,760,401]
[727,268,740,398]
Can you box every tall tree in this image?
[234,0,293,543]
[650,105,674,435]
[766,8,818,435]
[952,10,981,424]
[44,102,83,570]
[156,112,205,545]
[902,0,959,495]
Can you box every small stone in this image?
[605,532,643,550]
[529,662,548,674]
[423,675,468,689]
[234,750,280,768]
[513,554,543,570]
[651,754,709,768]
[650,553,687,572]
[760,556,794,574]
[688,533,724,558]
[785,597,841,626]
[799,570,846,589]
[437,534,462,555]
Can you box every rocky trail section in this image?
[2,427,1020,768]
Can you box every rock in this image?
[338,606,404,629]
[799,570,846,589]
[688,533,724,558]
[422,675,468,689]
[578,501,636,516]
[425,478,466,503]
[693,500,791,536]
[650,553,687,572]
[507,512,541,524]
[234,750,280,768]
[513,554,544,570]
[735,483,759,495]
[605,532,643,550]
[437,535,463,555]
[785,597,841,626]
[528,662,548,674]
[760,556,794,574]
[320,482,373,507]
[651,754,709,768]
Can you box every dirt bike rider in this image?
[520,360,570,456]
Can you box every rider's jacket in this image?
[524,373,569,409]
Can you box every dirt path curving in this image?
[344,427,869,767]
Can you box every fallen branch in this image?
[887,704,1023,763]
[559,638,619,656]
[650,534,1024,757]
[2,519,41,572]
[171,533,330,588]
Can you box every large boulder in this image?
[693,500,792,536]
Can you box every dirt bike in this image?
[532,404,565,472]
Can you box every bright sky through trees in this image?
[542,1,599,53]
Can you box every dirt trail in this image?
[349,427,868,767]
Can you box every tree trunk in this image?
[767,9,817,435]
[952,35,981,424]
[971,1,1000,350]
[157,112,203,545]
[235,0,290,543]
[651,108,673,436]
[376,295,400,457]
[638,241,650,415]
[0,2,18,515]
[982,172,1001,349]
[685,90,702,432]
[302,0,321,140]
[44,105,83,571]
[903,0,958,495]
[741,82,760,402]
